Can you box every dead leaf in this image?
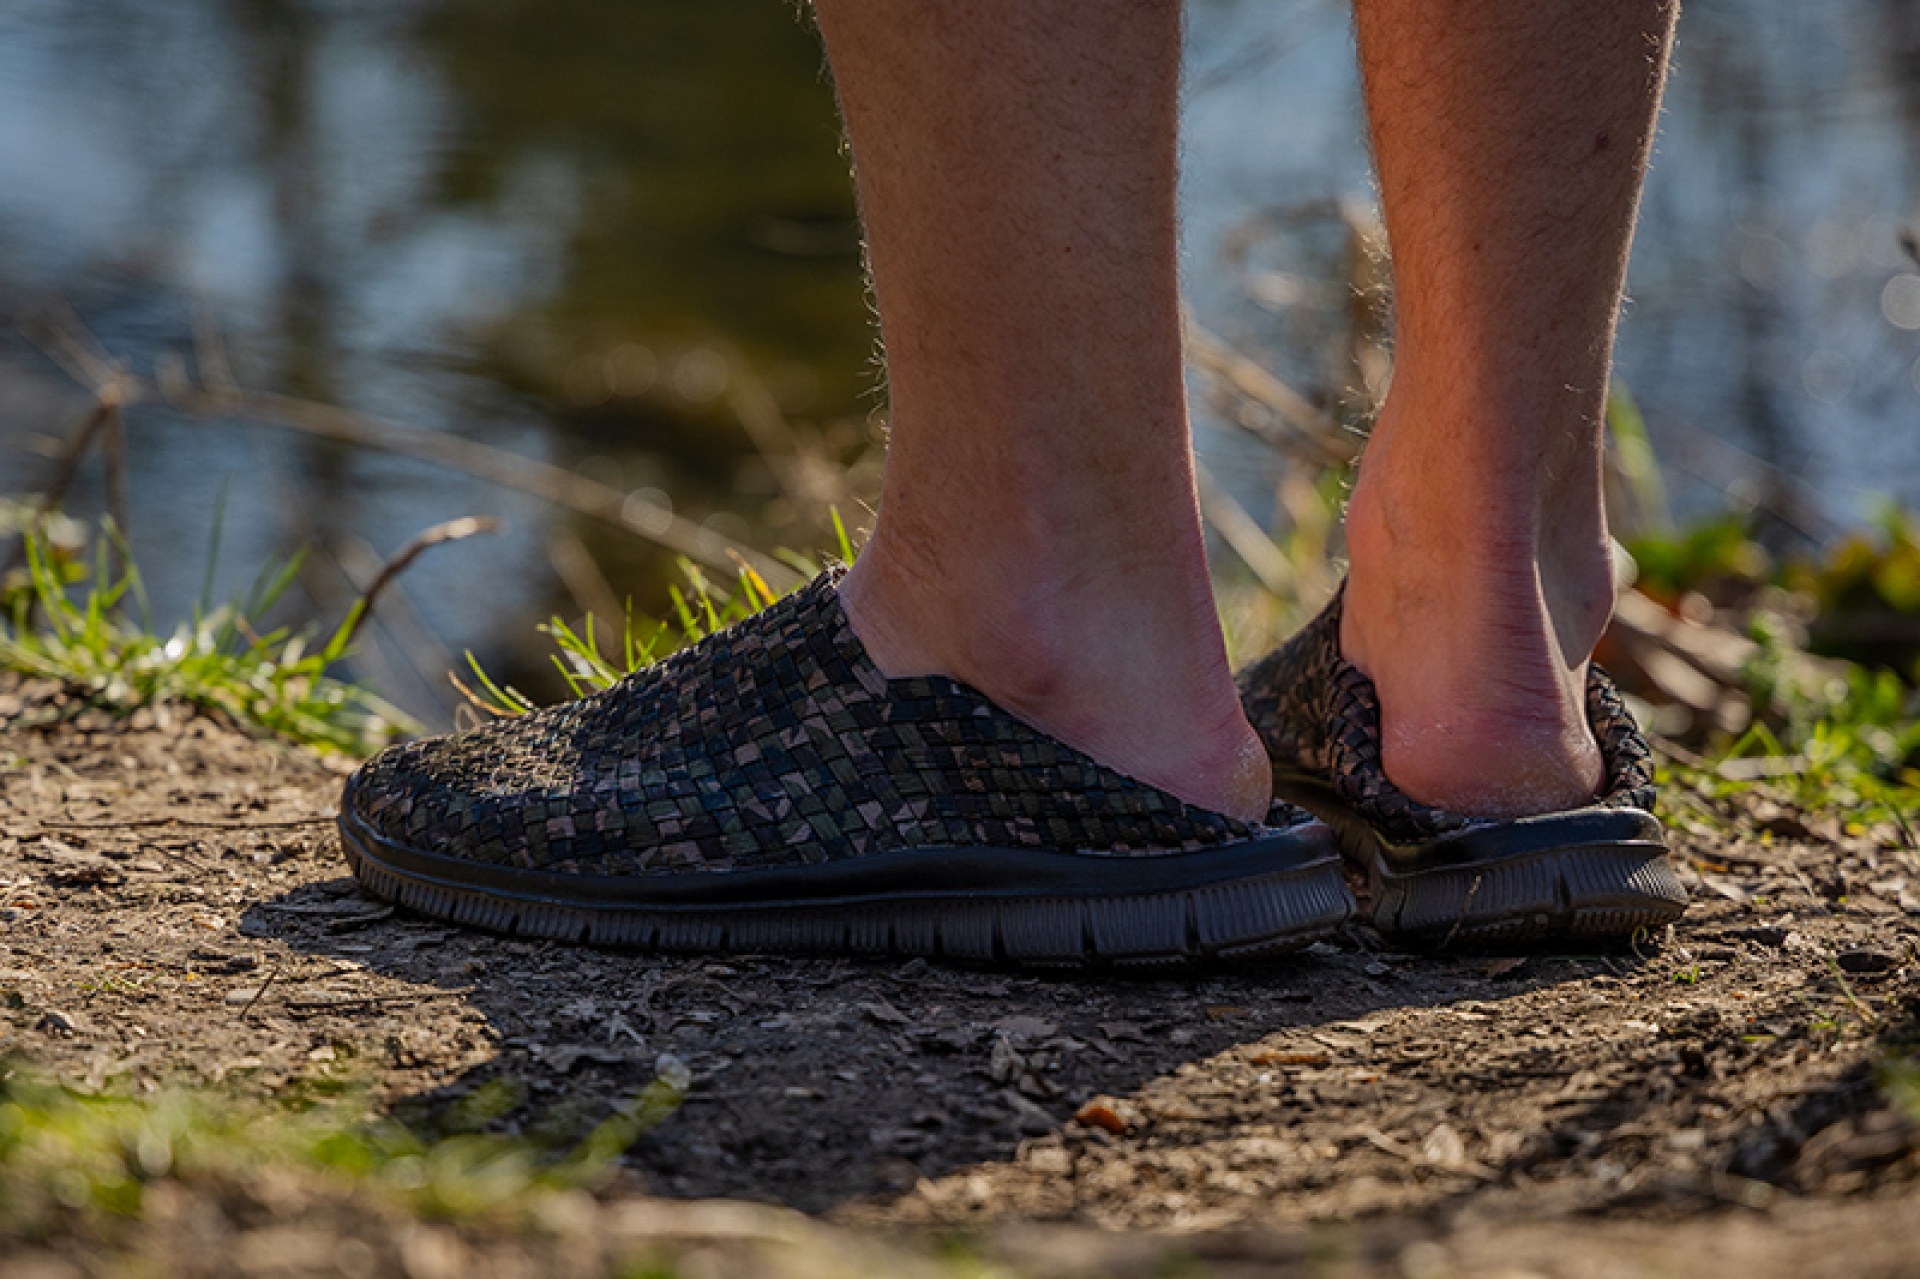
[1072,1097,1133,1134]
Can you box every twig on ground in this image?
[300,536,423,726]
[1609,588,1760,702]
[1826,958,1882,1027]
[43,815,332,831]
[331,532,459,720]
[331,517,501,657]
[237,964,280,1020]
[282,990,469,1016]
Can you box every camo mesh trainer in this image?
[339,571,1351,964]
[1236,587,1685,948]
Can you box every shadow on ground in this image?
[250,877,1641,1215]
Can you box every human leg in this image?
[1341,0,1679,818]
[335,0,1362,960]
[813,0,1271,821]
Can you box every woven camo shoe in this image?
[1236,588,1686,949]
[339,571,1350,965]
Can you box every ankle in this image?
[838,535,1273,822]
[1342,473,1615,671]
[1339,430,1614,818]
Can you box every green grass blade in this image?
[830,505,855,565]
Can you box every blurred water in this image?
[1,0,1916,723]
[1180,0,1920,532]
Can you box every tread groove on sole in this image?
[1373,844,1687,948]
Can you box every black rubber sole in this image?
[337,796,1354,967]
[1273,774,1686,950]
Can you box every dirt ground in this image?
[3,671,1919,1277]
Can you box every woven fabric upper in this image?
[348,571,1293,876]
[1235,586,1658,846]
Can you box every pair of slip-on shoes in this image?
[336,571,1684,963]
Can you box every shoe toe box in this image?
[344,709,581,867]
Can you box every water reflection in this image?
[1,0,1916,726]
[1180,0,1920,539]
[422,0,868,421]
[0,0,871,721]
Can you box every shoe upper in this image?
[348,573,1298,877]
[1236,587,1658,846]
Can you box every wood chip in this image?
[1249,1049,1331,1067]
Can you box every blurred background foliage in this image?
[1,0,1918,780]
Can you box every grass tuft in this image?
[1,513,412,755]
[0,1055,689,1232]
[459,546,827,718]
[1656,629,1920,826]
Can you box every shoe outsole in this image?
[1364,842,1687,949]
[1274,775,1686,950]
[337,798,1355,968]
